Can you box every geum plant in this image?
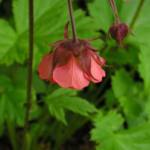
[0,0,103,149]
[0,0,150,149]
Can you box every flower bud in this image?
[109,23,129,44]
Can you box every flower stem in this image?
[109,0,120,23]
[130,0,145,29]
[67,0,78,42]
[23,0,34,148]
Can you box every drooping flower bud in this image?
[38,23,106,90]
[109,23,129,44]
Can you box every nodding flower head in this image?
[109,23,129,44]
[38,23,106,90]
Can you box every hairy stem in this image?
[67,0,78,42]
[23,0,34,148]
[130,0,145,28]
[109,0,120,23]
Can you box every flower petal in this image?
[89,50,106,66]
[90,57,106,83]
[38,54,53,81]
[53,56,89,89]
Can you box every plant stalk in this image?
[67,0,78,42]
[23,0,34,149]
[130,0,145,28]
[109,0,120,23]
[6,120,18,150]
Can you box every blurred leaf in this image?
[133,0,150,43]
[88,0,150,45]
[145,95,150,120]
[91,111,124,145]
[122,0,150,43]
[120,0,141,24]
[112,69,144,126]
[139,44,150,94]
[105,89,116,108]
[0,0,100,65]
[0,20,17,64]
[103,45,139,66]
[88,0,113,31]
[46,88,97,124]
[91,111,150,150]
[88,0,124,32]
[139,44,150,120]
[0,75,26,128]
[112,69,134,98]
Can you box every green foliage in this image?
[0,0,100,66]
[0,75,25,127]
[0,20,17,64]
[112,69,145,126]
[89,0,150,150]
[139,44,150,93]
[138,44,150,120]
[91,111,150,150]
[0,0,150,149]
[46,89,97,124]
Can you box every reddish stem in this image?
[109,0,120,23]
[67,0,78,42]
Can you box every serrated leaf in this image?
[91,111,124,142]
[46,88,97,124]
[48,104,67,125]
[88,0,113,31]
[112,69,144,126]
[91,111,150,150]
[0,75,26,127]
[112,69,134,98]
[88,0,150,45]
[0,20,17,64]
[139,44,150,94]
[0,0,100,65]
[88,0,123,32]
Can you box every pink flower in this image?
[38,24,106,90]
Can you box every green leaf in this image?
[88,0,113,31]
[139,44,150,94]
[119,0,141,24]
[88,0,124,32]
[46,88,97,124]
[139,44,150,120]
[91,111,150,150]
[112,69,144,126]
[0,20,17,64]
[0,0,100,65]
[0,75,26,127]
[88,0,150,45]
[144,95,150,120]
[48,104,67,125]
[91,111,124,144]
[122,0,150,43]
[133,0,150,43]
